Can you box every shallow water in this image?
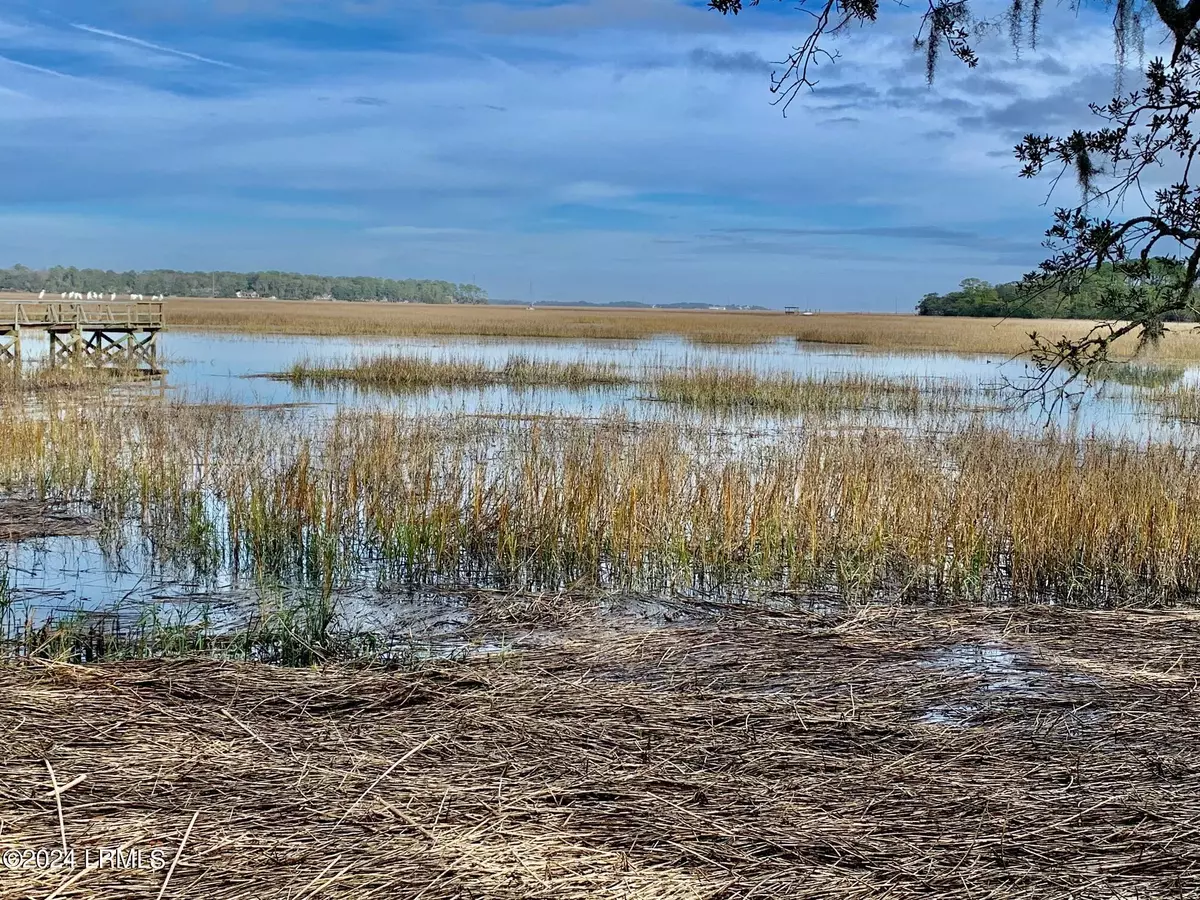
[9,328,1186,438]
[918,642,1101,727]
[5,328,1200,641]
[164,331,1200,439]
[13,327,1190,438]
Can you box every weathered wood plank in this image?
[0,301,165,330]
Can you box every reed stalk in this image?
[1,398,1198,603]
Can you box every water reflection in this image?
[117,331,1200,440]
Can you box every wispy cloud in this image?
[71,23,242,69]
[687,47,770,75]
[0,52,74,78]
[718,225,1035,253]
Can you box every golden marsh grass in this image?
[653,368,978,415]
[3,398,1199,602]
[152,296,1200,359]
[283,353,985,416]
[284,353,633,391]
[5,288,1199,357]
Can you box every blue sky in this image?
[0,0,1154,308]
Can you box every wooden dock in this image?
[0,301,164,370]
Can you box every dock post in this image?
[0,327,19,366]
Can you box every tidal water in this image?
[81,329,1200,439]
[3,328,1198,644]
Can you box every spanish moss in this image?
[1068,130,1096,196]
[1009,0,1024,54]
[1114,0,1135,90]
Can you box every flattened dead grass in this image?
[1,604,1197,898]
[0,497,94,541]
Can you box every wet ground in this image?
[2,602,1196,899]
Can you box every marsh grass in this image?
[282,354,986,418]
[0,587,383,665]
[653,368,976,415]
[1097,362,1186,388]
[791,317,1200,360]
[160,297,1200,360]
[0,360,156,394]
[1149,383,1200,423]
[3,398,1200,604]
[284,353,634,392]
[684,332,778,347]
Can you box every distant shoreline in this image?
[0,291,767,311]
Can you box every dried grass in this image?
[283,353,633,391]
[0,604,1197,898]
[0,497,94,541]
[161,299,1200,359]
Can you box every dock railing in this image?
[0,301,165,331]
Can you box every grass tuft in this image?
[284,354,634,392]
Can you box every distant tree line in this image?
[917,262,1198,321]
[0,264,488,304]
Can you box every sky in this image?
[0,0,1167,309]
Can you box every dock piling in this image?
[1,301,164,373]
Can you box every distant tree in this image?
[917,263,1200,319]
[0,265,488,305]
[453,283,489,304]
[710,0,1200,394]
[917,291,951,315]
